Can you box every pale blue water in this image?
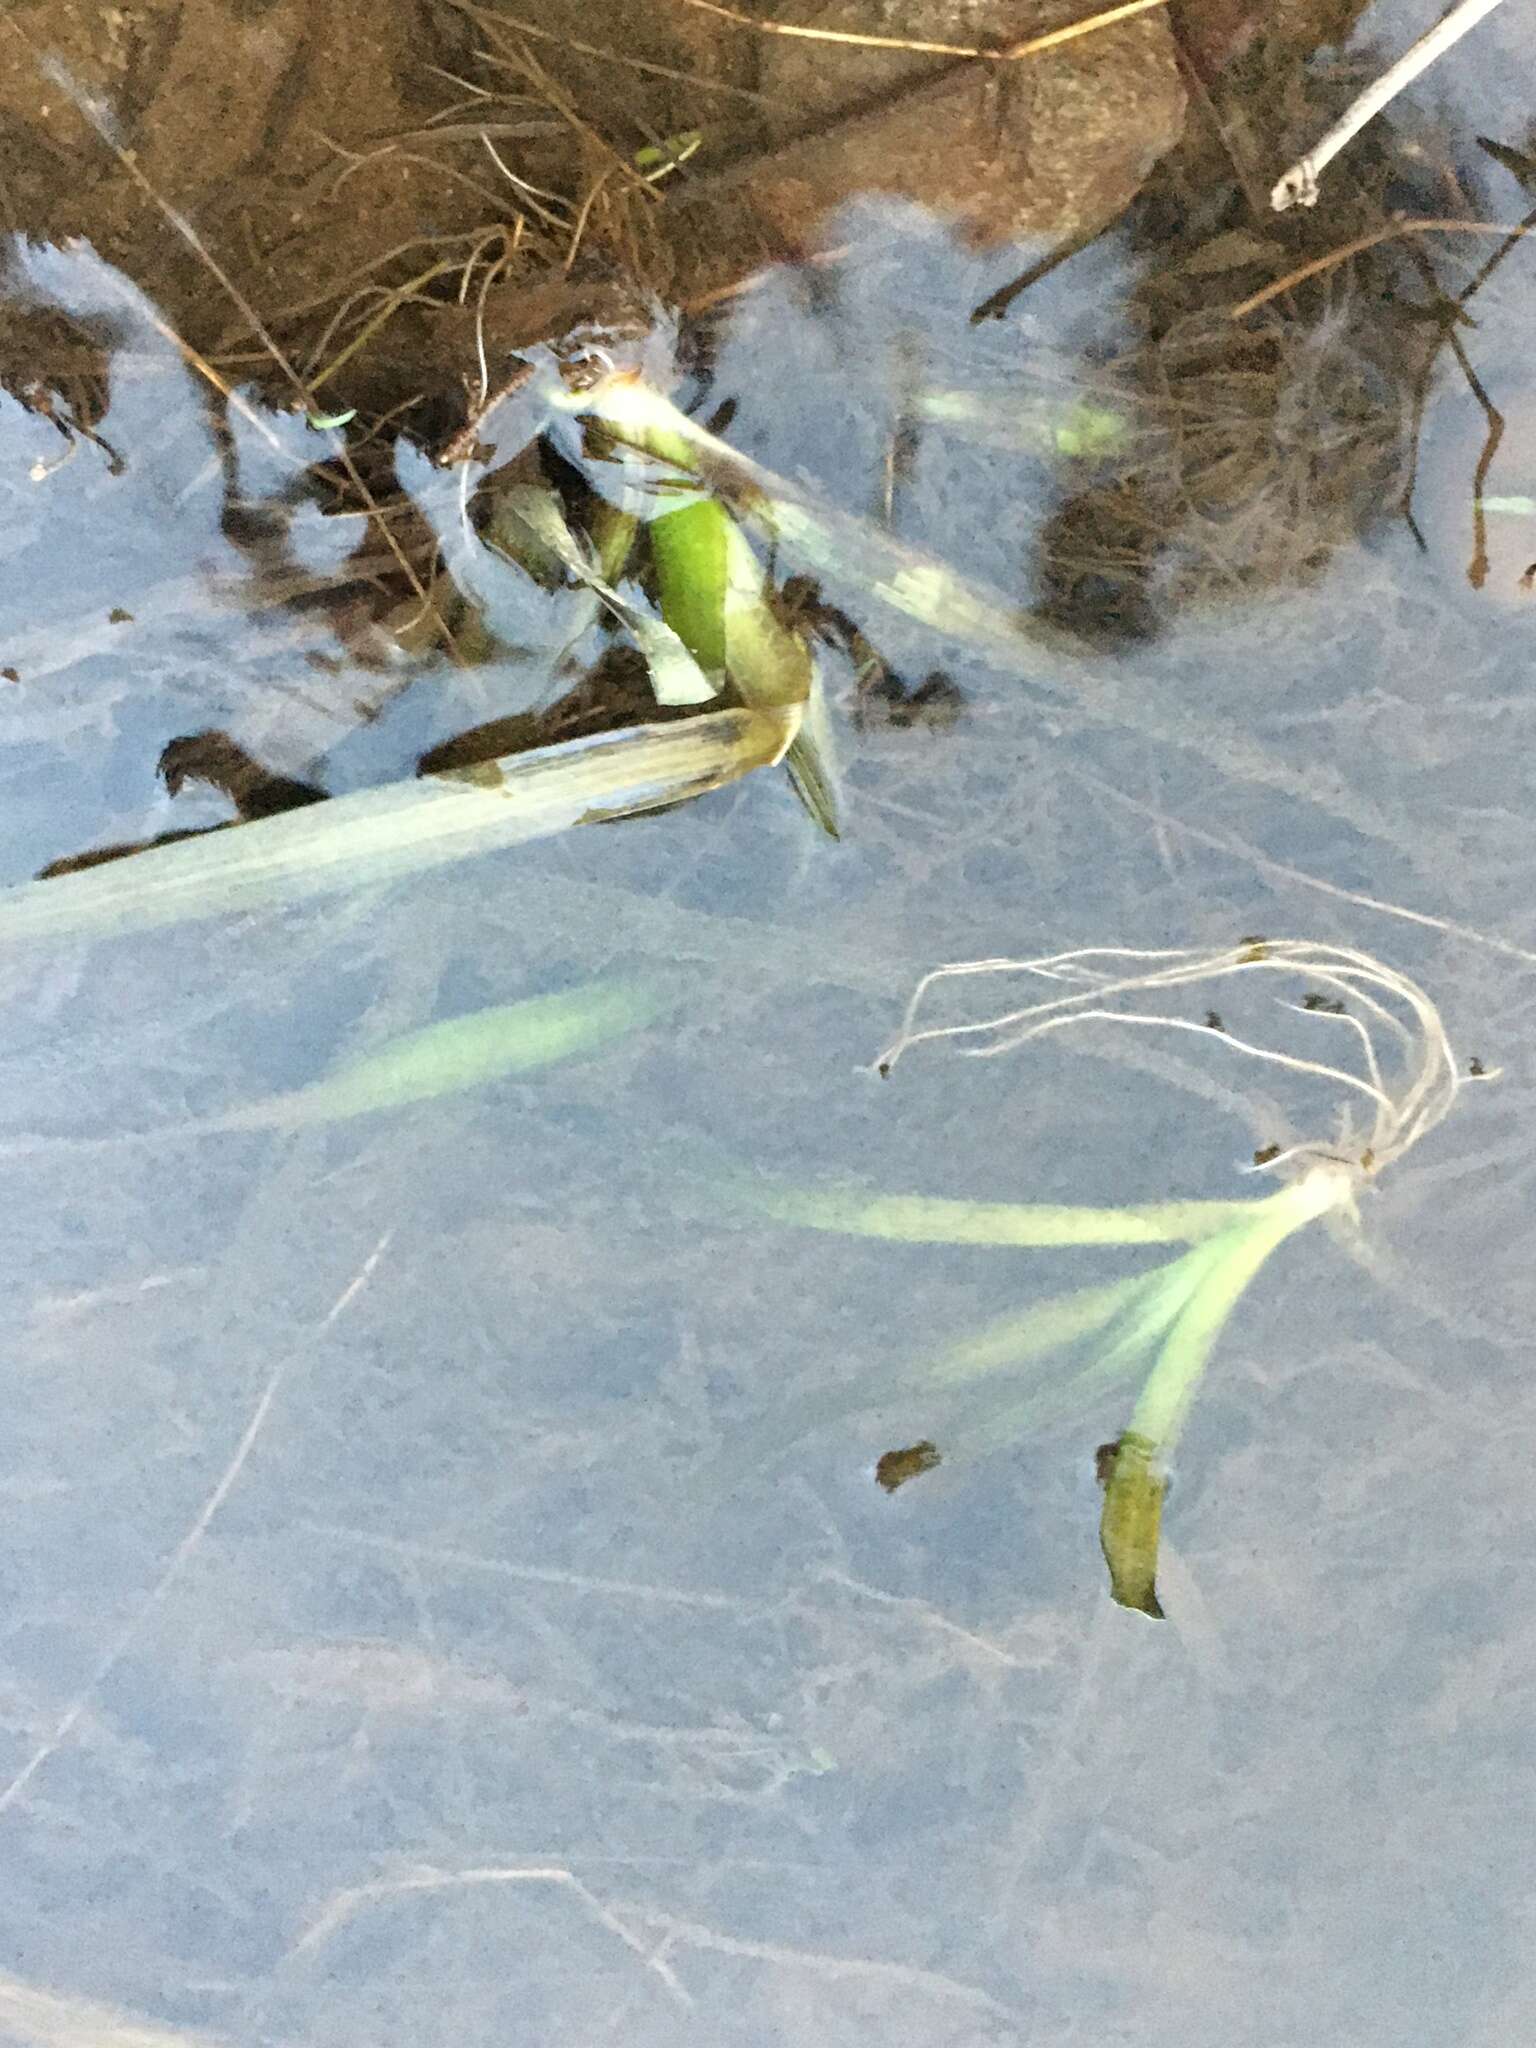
[2,14,1535,2040]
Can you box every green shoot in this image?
[569,377,840,835]
[555,368,1072,672]
[747,938,1493,1619]
[633,129,703,180]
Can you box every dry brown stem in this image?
[671,0,1170,60]
[1228,218,1533,319]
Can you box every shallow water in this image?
[3,4,1536,2044]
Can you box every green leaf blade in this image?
[250,978,664,1130]
[744,1177,1284,1248]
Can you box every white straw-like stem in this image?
[1271,0,1509,211]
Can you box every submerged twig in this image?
[444,0,784,106]
[1229,217,1534,319]
[1272,0,1509,210]
[671,0,1170,61]
[1443,322,1505,590]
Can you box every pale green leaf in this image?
[744,1177,1282,1247]
[223,979,663,1131]
[0,710,794,949]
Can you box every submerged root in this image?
[875,938,1498,1185]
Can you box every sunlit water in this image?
[2,15,1536,2043]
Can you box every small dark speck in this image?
[0,667,17,684]
[1252,1142,1281,1165]
[108,607,133,624]
[875,1441,941,1492]
[1469,1057,1486,1077]
[1204,1010,1225,1031]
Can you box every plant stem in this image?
[1125,1170,1346,1454]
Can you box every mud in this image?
[0,0,1190,424]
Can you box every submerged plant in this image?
[749,939,1495,1619]
[0,979,662,1155]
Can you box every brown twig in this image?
[440,1,785,106]
[665,2,1171,229]
[469,227,521,407]
[214,232,514,347]
[970,220,1112,322]
[440,360,540,468]
[311,128,517,215]
[994,0,1172,61]
[681,242,852,313]
[1228,217,1534,318]
[671,0,1169,60]
[565,169,616,273]
[1457,194,1536,303]
[304,253,485,390]
[1443,324,1504,590]
[478,132,574,231]
[488,34,659,198]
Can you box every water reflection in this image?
[2,79,1536,2048]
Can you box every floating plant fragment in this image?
[910,387,1129,461]
[876,1442,942,1493]
[489,473,718,707]
[742,940,1495,1619]
[1096,1433,1167,1618]
[565,373,840,835]
[0,708,796,950]
[554,369,1081,677]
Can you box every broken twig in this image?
[1272,0,1508,210]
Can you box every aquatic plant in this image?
[219,978,663,1133]
[750,939,1495,1618]
[549,371,842,835]
[0,709,795,950]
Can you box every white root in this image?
[875,939,1496,1183]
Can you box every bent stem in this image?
[721,1176,1347,1565]
[1101,1165,1352,1615]
[1122,1169,1347,1453]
